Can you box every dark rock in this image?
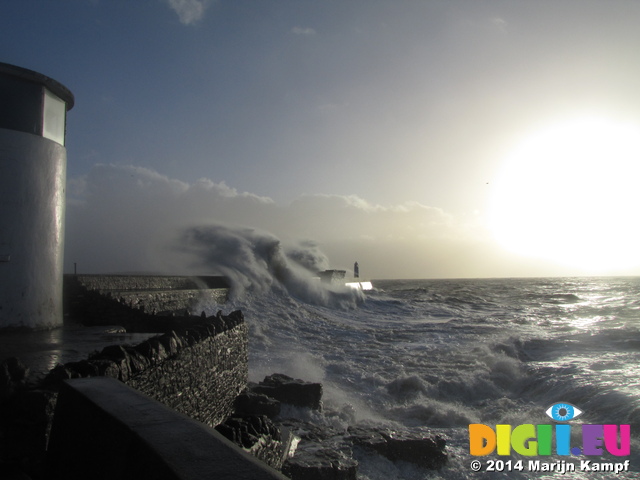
[385,431,447,469]
[63,360,99,378]
[247,415,281,440]
[122,347,150,374]
[147,337,169,364]
[219,310,243,330]
[252,373,322,410]
[43,365,73,387]
[96,345,131,381]
[349,426,447,470]
[183,333,198,346]
[98,345,126,360]
[234,390,281,419]
[91,359,121,379]
[201,323,216,336]
[157,331,181,356]
[216,414,287,470]
[134,338,165,366]
[277,419,341,443]
[272,420,448,474]
[196,324,212,338]
[347,426,388,453]
[215,423,237,443]
[217,310,233,331]
[4,357,29,383]
[0,357,29,399]
[283,448,358,480]
[185,327,203,343]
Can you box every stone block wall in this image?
[70,274,229,292]
[1,310,248,477]
[126,319,248,427]
[64,274,229,327]
[48,310,247,428]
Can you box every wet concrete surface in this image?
[0,319,156,384]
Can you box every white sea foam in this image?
[178,223,364,308]
[202,274,640,478]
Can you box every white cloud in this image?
[292,26,316,35]
[490,17,508,33]
[64,164,508,279]
[165,0,212,25]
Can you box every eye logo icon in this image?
[545,402,583,422]
[470,402,630,457]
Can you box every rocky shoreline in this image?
[1,310,448,479]
[217,373,449,479]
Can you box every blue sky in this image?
[3,1,640,279]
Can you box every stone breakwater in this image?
[1,274,449,479]
[47,310,247,428]
[64,274,229,330]
[0,310,247,479]
[2,321,449,479]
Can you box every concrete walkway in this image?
[47,377,289,479]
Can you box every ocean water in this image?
[209,276,640,479]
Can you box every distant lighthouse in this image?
[354,261,359,279]
[0,63,74,330]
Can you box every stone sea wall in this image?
[71,274,229,292]
[0,310,248,478]
[2,275,449,479]
[127,314,247,427]
[64,274,229,328]
[47,310,247,428]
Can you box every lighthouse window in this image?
[42,88,66,145]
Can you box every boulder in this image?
[382,430,447,469]
[0,358,29,399]
[215,414,291,471]
[274,420,447,477]
[3,357,28,383]
[251,374,322,410]
[349,426,447,469]
[96,345,132,381]
[234,390,281,419]
[277,419,356,479]
[277,419,341,444]
[283,448,358,480]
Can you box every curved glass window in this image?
[43,88,66,145]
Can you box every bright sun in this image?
[489,116,640,273]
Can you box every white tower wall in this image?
[0,129,67,329]
[0,62,73,331]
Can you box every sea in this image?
[212,276,640,479]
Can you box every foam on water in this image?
[177,223,365,308]
[200,268,640,478]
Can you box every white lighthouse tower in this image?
[0,62,74,330]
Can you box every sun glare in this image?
[490,116,640,273]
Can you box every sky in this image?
[2,0,640,280]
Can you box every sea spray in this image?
[176,223,364,308]
[197,272,640,478]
